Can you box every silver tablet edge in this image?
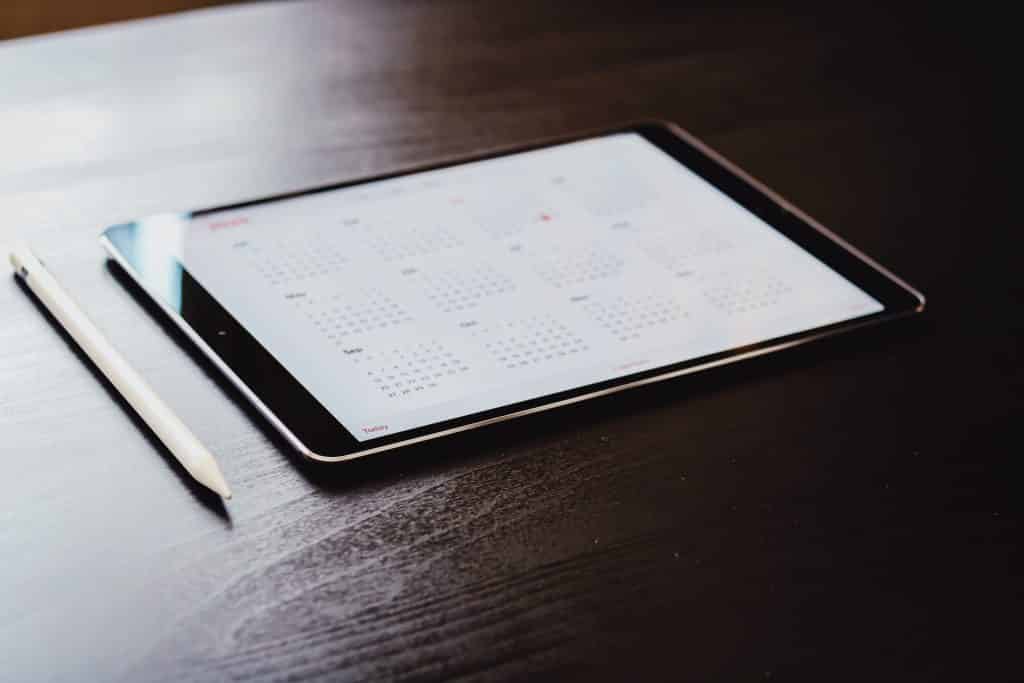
[659,119,926,311]
[99,120,925,464]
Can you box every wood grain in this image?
[0,2,1016,681]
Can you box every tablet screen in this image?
[164,132,883,441]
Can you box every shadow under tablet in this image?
[101,258,928,494]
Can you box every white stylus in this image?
[9,244,232,499]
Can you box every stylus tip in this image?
[194,461,233,500]
[213,481,233,500]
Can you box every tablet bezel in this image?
[101,121,925,461]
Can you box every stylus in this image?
[8,244,233,500]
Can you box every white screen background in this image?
[182,133,882,441]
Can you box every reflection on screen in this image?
[181,133,882,441]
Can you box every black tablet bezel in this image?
[101,121,924,461]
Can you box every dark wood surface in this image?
[0,3,1016,681]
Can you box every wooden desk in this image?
[0,3,1016,680]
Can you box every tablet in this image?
[101,121,924,462]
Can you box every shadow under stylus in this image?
[14,272,231,522]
